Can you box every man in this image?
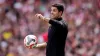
[35,3,68,56]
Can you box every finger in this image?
[35,13,39,16]
[35,14,38,17]
[35,14,40,19]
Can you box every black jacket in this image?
[46,17,68,56]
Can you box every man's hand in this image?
[33,42,47,48]
[35,14,45,20]
[35,14,50,22]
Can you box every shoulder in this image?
[61,20,68,27]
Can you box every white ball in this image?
[24,35,37,49]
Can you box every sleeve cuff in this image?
[49,19,53,24]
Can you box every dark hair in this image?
[52,3,64,14]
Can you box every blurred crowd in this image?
[0,0,100,56]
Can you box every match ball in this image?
[24,35,37,49]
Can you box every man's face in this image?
[50,7,62,19]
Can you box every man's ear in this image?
[59,11,63,16]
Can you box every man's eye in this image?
[53,9,56,12]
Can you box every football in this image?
[24,35,37,49]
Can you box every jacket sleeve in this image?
[49,19,64,27]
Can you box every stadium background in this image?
[0,0,100,56]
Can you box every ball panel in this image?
[24,35,37,49]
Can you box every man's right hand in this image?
[35,14,50,22]
[35,14,45,20]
